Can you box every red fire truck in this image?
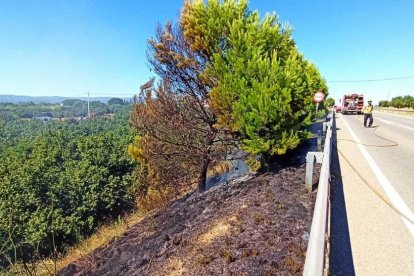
[341,93,364,115]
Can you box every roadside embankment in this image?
[377,107,414,117]
[60,166,318,276]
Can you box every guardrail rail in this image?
[303,111,334,276]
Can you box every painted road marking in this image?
[375,111,414,121]
[375,118,414,131]
[342,116,414,237]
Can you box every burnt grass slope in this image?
[60,127,322,276]
[60,170,318,275]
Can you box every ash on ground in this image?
[61,163,318,276]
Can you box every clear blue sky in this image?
[1,0,413,104]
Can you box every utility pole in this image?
[87,92,91,118]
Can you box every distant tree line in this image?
[0,98,131,121]
[378,95,414,108]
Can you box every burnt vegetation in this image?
[1,0,328,274]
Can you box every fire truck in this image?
[341,94,364,115]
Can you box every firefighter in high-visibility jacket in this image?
[362,100,374,127]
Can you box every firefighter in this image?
[363,100,374,127]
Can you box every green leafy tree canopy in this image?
[181,0,328,169]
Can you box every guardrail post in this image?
[305,153,315,192]
[305,152,324,192]
[317,130,322,151]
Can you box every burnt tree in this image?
[130,22,234,192]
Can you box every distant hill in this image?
[0,94,132,104]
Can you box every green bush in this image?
[0,114,137,269]
[389,95,414,109]
[378,100,389,107]
[325,97,335,107]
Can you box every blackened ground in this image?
[60,122,324,276]
[61,166,318,276]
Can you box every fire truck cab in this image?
[341,94,364,115]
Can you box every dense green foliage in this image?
[379,95,414,108]
[325,97,335,107]
[181,0,327,169]
[130,0,328,200]
[0,107,137,269]
[108,97,127,105]
[378,100,389,107]
[0,0,329,269]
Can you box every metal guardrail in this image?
[303,112,334,276]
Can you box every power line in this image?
[327,75,414,83]
[89,92,137,96]
[59,92,136,97]
[0,92,136,98]
[72,93,88,97]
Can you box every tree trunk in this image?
[198,156,209,192]
[198,131,215,192]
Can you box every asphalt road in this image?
[330,111,414,276]
[343,111,414,214]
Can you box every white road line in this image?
[375,118,414,131]
[375,118,393,124]
[375,111,414,121]
[341,116,414,237]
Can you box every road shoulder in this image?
[330,113,414,276]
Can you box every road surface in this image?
[330,111,414,276]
